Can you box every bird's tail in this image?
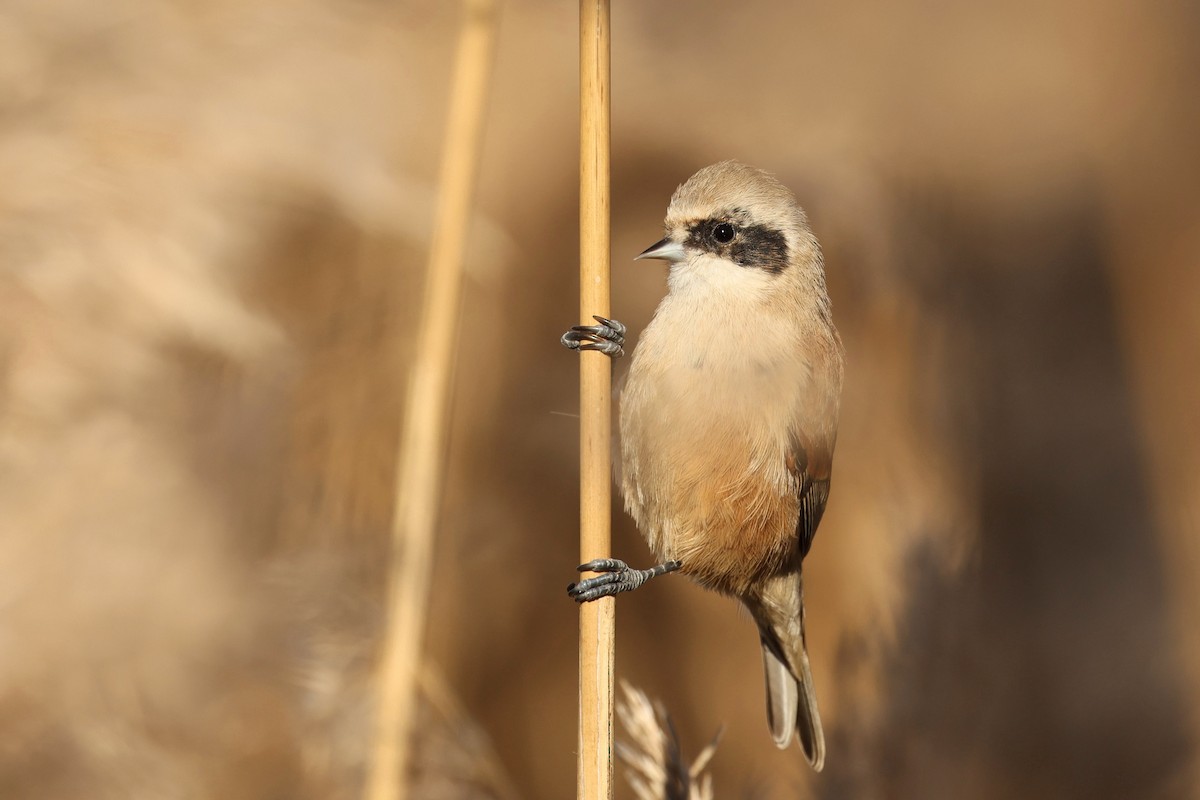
[751,574,826,771]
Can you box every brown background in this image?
[1,0,1197,798]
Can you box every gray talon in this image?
[561,315,626,358]
[591,316,626,336]
[578,558,627,572]
[567,558,681,603]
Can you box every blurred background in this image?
[1,0,1197,798]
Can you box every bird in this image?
[561,160,843,771]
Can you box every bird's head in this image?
[636,161,825,305]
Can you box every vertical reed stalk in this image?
[1107,187,1200,794]
[578,1,615,799]
[364,2,498,799]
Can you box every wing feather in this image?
[786,426,833,560]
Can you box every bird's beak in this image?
[634,237,687,263]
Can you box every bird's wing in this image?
[786,427,831,559]
[787,342,842,560]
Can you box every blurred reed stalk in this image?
[364,2,498,799]
[1106,157,1200,792]
[577,1,615,799]
[418,664,523,800]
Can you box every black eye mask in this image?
[685,213,790,274]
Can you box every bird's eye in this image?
[712,222,737,243]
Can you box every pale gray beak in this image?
[634,237,687,263]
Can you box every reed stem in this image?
[364,2,498,799]
[578,1,615,799]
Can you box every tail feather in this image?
[751,571,826,771]
[761,641,798,748]
[760,634,826,770]
[793,637,826,770]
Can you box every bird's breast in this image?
[619,323,804,596]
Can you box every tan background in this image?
[1,0,1197,798]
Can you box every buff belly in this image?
[620,411,800,598]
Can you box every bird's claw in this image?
[567,558,682,603]
[561,316,626,358]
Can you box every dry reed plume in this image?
[616,682,722,800]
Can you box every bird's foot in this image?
[561,316,626,358]
[567,558,682,603]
